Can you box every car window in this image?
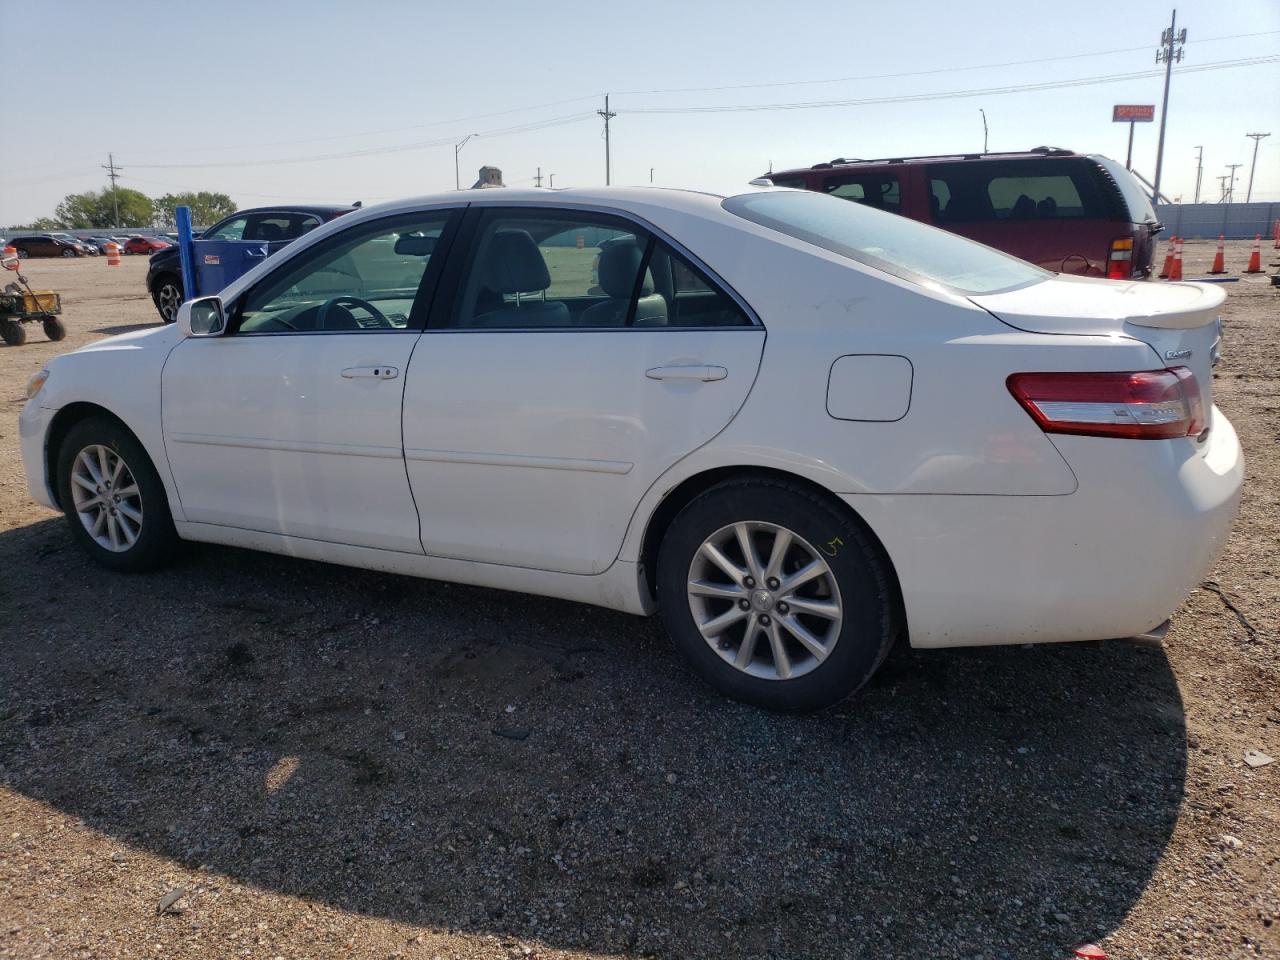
[724,189,1047,296]
[927,159,1108,223]
[295,215,322,236]
[447,212,650,329]
[237,213,451,334]
[769,176,808,189]
[823,172,901,214]
[648,240,752,328]
[244,214,292,243]
[205,217,248,241]
[1092,155,1158,224]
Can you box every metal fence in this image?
[1156,202,1279,240]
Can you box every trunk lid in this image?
[970,274,1223,426]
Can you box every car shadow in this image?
[0,516,1187,957]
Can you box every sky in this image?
[1,0,1277,225]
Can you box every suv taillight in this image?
[1007,368,1204,440]
[1106,237,1134,279]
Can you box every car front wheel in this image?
[153,276,183,323]
[56,417,178,571]
[657,478,899,711]
[61,248,76,258]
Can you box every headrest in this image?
[597,238,653,298]
[482,229,550,294]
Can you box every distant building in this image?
[471,166,505,189]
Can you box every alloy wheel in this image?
[70,444,143,552]
[158,283,182,321]
[686,521,843,680]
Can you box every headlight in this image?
[26,367,49,400]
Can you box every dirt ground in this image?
[0,241,1276,960]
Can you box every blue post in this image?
[176,205,198,301]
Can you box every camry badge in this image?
[1165,348,1193,360]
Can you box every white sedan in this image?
[19,186,1242,711]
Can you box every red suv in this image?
[766,148,1161,279]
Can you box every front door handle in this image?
[341,365,399,380]
[244,247,269,259]
[645,364,727,382]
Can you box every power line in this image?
[613,28,1279,97]
[622,55,1279,115]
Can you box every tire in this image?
[152,275,183,323]
[16,248,29,259]
[61,248,76,258]
[124,247,134,255]
[1,320,26,346]
[56,416,178,572]
[656,478,899,711]
[42,317,66,341]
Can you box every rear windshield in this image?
[723,190,1047,296]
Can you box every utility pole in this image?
[1224,163,1242,203]
[454,133,477,190]
[1152,9,1186,204]
[598,94,616,185]
[1216,175,1230,203]
[1193,145,1203,203]
[534,167,543,188]
[101,153,122,228]
[979,109,989,153]
[1245,133,1271,203]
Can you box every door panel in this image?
[162,333,422,552]
[402,329,765,574]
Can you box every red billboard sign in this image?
[1113,104,1155,122]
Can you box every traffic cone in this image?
[1158,237,1176,279]
[1243,235,1263,273]
[1169,237,1183,281]
[105,242,121,266]
[1273,219,1279,250]
[1207,235,1227,274]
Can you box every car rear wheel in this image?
[656,478,899,711]
[15,248,29,259]
[154,276,183,323]
[56,417,178,572]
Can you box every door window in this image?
[244,214,292,242]
[236,213,452,334]
[823,173,901,214]
[444,210,751,330]
[927,160,1108,222]
[204,217,248,240]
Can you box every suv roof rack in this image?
[816,146,1077,167]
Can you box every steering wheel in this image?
[316,295,389,330]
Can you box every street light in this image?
[454,134,478,190]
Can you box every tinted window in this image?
[237,214,449,334]
[649,241,751,327]
[823,172,901,214]
[1092,155,1158,224]
[769,176,808,190]
[927,159,1108,223]
[245,214,292,242]
[724,190,1046,296]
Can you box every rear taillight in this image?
[1007,367,1204,440]
[1106,237,1134,279]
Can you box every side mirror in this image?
[178,296,227,337]
[393,233,436,256]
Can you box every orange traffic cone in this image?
[1169,238,1183,281]
[1243,235,1262,273]
[1158,237,1177,279]
[105,242,121,266]
[1207,235,1227,274]
[1273,219,1279,250]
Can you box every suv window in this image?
[823,172,901,214]
[237,213,450,334]
[244,214,293,242]
[724,189,1046,296]
[928,159,1108,223]
[205,217,248,241]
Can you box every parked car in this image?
[50,234,98,256]
[6,234,86,258]
[123,236,170,256]
[766,148,1161,279]
[146,205,354,322]
[21,186,1239,711]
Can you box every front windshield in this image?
[723,190,1048,295]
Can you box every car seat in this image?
[577,239,668,327]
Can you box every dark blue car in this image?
[146,204,354,322]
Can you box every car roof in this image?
[772,147,1085,174]
[230,204,356,216]
[350,185,752,222]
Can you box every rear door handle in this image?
[341,365,399,380]
[645,364,727,382]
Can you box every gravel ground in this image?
[0,242,1276,960]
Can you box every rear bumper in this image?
[847,406,1243,649]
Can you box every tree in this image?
[53,188,153,229]
[152,192,237,229]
